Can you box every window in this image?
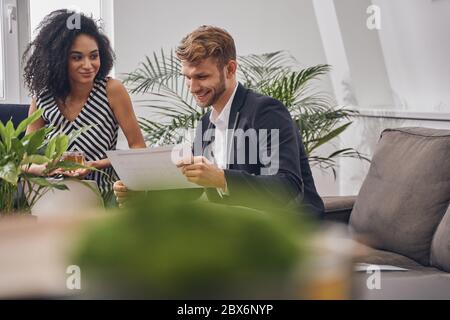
[0,0,20,104]
[0,1,5,99]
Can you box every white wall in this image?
[113,0,332,84]
[315,0,450,113]
[312,0,351,106]
[312,0,450,195]
[332,0,395,109]
[373,0,450,112]
[113,0,341,195]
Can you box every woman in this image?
[23,9,146,200]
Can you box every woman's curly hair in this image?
[23,9,115,103]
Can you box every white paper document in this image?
[354,263,409,272]
[106,145,201,191]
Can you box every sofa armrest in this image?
[322,196,357,224]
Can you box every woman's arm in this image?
[107,78,146,150]
[87,79,146,169]
[105,79,147,198]
[82,78,146,172]
[69,79,146,175]
[26,98,46,134]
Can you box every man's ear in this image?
[225,60,237,78]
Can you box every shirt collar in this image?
[209,83,238,127]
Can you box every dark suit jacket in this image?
[193,83,324,218]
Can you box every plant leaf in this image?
[308,122,352,152]
[0,161,19,185]
[24,127,47,155]
[44,137,57,159]
[21,154,51,165]
[55,135,69,158]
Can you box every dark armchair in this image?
[0,104,30,127]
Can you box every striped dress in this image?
[36,78,119,196]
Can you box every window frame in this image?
[0,0,5,99]
[0,0,22,104]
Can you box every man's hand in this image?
[113,180,129,208]
[177,156,226,189]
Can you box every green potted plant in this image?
[0,109,98,215]
[124,50,369,177]
[73,191,315,298]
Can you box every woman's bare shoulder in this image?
[105,77,127,94]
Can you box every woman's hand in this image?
[26,164,48,176]
[53,160,96,179]
[69,167,91,179]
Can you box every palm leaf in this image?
[308,122,352,152]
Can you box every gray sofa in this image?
[323,127,450,299]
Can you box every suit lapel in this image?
[225,83,248,169]
[227,82,248,130]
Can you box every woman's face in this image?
[67,34,100,86]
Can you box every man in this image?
[114,25,324,218]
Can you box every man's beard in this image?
[197,72,227,108]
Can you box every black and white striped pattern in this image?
[37,78,119,195]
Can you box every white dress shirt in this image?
[208,83,238,169]
[208,83,238,196]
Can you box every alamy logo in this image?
[172,126,280,175]
[366,5,381,30]
[366,265,381,290]
[66,265,81,290]
[66,6,81,30]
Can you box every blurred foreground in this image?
[0,191,369,299]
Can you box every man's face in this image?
[181,57,227,108]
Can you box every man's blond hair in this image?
[176,25,236,68]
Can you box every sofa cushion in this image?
[431,206,450,272]
[356,246,430,271]
[350,127,450,265]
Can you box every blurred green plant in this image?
[0,109,100,214]
[73,191,314,298]
[124,50,369,178]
